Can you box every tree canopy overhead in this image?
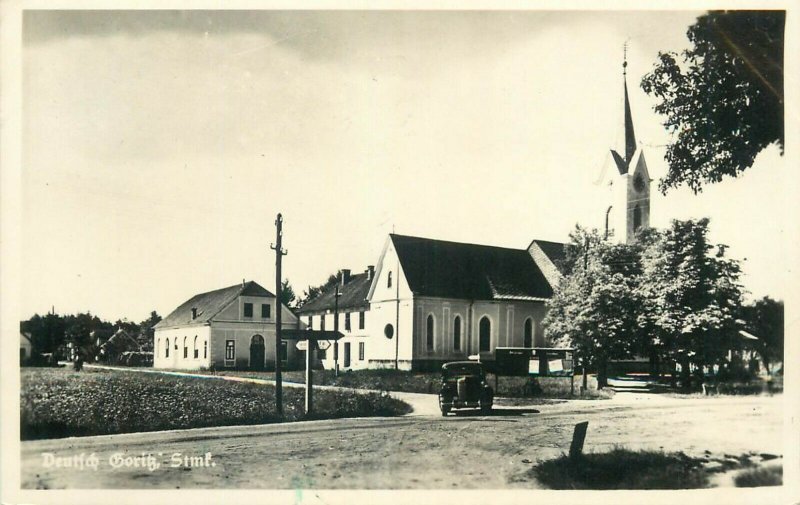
[641,10,784,194]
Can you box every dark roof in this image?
[297,272,372,314]
[155,281,274,329]
[528,239,568,274]
[391,234,553,301]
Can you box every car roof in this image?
[442,361,484,370]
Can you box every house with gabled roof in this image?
[297,267,375,371]
[153,280,303,370]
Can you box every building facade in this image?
[299,234,565,372]
[153,281,304,371]
[297,267,375,371]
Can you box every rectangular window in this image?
[345,312,351,331]
[243,303,253,318]
[280,341,288,362]
[318,347,327,360]
[225,340,235,361]
[261,303,271,318]
[359,342,365,361]
[359,311,365,330]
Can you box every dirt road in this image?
[21,390,781,489]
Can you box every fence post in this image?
[569,421,589,462]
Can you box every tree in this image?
[297,272,340,308]
[137,310,162,352]
[20,312,66,356]
[741,296,783,374]
[641,10,784,193]
[544,227,643,388]
[637,218,744,387]
[279,279,297,308]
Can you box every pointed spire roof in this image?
[611,46,638,175]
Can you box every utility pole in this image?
[333,282,341,376]
[582,235,590,393]
[305,329,314,415]
[270,213,287,416]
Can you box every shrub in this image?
[531,449,709,489]
[734,466,782,487]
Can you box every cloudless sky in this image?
[21,10,790,322]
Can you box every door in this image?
[344,342,351,368]
[250,335,265,370]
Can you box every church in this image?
[297,60,652,372]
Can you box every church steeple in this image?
[611,44,638,174]
[601,42,651,245]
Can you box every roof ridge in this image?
[390,233,527,253]
[203,282,248,322]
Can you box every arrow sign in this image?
[316,340,331,351]
[296,341,309,351]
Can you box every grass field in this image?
[205,368,613,400]
[20,367,411,440]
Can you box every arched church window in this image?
[479,317,491,352]
[524,318,533,348]
[453,316,462,351]
[387,271,393,289]
[633,204,642,232]
[426,314,434,351]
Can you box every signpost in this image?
[283,329,343,416]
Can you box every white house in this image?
[153,280,304,371]
[296,267,374,371]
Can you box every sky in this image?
[20,10,790,322]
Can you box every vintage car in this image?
[438,361,494,416]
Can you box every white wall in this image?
[154,326,211,370]
[412,297,549,364]
[154,294,302,371]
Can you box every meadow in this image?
[20,367,411,440]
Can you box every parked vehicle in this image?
[438,361,494,416]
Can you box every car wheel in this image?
[439,396,450,416]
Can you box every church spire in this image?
[611,42,638,174]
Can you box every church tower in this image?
[604,49,651,244]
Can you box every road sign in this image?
[296,341,309,351]
[316,340,331,351]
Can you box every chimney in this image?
[341,269,351,286]
[191,307,198,319]
[366,265,375,281]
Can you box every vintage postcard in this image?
[1,1,797,504]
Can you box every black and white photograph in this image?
[1,3,797,504]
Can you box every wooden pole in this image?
[305,333,313,415]
[270,213,287,416]
[334,284,340,377]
